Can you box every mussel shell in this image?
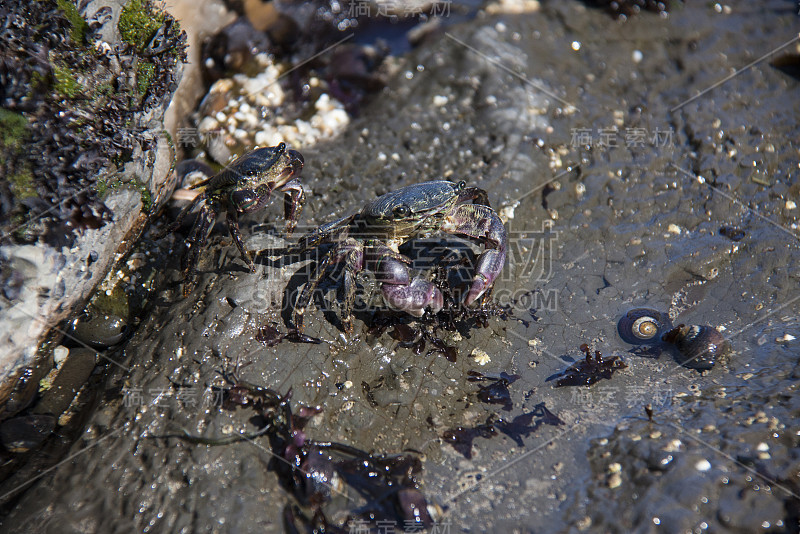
[68,312,128,349]
[0,414,56,453]
[662,324,730,370]
[618,308,672,345]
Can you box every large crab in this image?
[289,180,507,333]
[163,143,305,291]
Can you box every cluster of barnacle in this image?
[180,375,442,530]
[0,0,186,246]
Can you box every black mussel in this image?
[719,226,746,241]
[0,414,56,453]
[662,324,730,370]
[618,308,672,345]
[0,366,39,421]
[68,311,128,349]
[175,159,214,188]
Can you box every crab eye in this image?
[393,205,411,218]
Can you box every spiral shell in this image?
[662,324,730,370]
[617,308,672,345]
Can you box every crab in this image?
[289,180,507,333]
[163,143,305,291]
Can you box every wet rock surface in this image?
[0,0,184,402]
[2,1,799,532]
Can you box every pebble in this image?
[499,204,516,223]
[198,116,218,133]
[471,348,491,366]
[695,459,712,472]
[53,345,69,367]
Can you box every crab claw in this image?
[372,246,444,317]
[443,204,507,306]
[383,278,444,317]
[465,248,505,305]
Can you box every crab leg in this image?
[293,249,335,332]
[155,191,207,239]
[293,239,364,332]
[281,178,305,235]
[180,205,217,296]
[457,186,491,207]
[442,204,507,305]
[370,243,444,317]
[337,239,364,333]
[226,210,254,272]
[288,215,353,255]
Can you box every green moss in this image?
[9,169,38,200]
[118,0,173,98]
[95,176,110,197]
[94,82,114,97]
[56,0,89,44]
[53,63,81,99]
[119,0,165,47]
[136,61,155,97]
[0,109,37,200]
[95,175,152,212]
[136,179,153,211]
[30,71,47,92]
[0,108,28,151]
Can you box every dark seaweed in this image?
[180,376,441,532]
[256,323,322,346]
[549,344,628,387]
[468,370,521,411]
[0,0,185,245]
[442,403,564,459]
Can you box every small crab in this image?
[289,180,507,333]
[163,143,305,291]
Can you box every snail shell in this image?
[662,324,730,370]
[617,308,672,345]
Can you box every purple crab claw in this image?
[465,248,505,305]
[382,278,444,317]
